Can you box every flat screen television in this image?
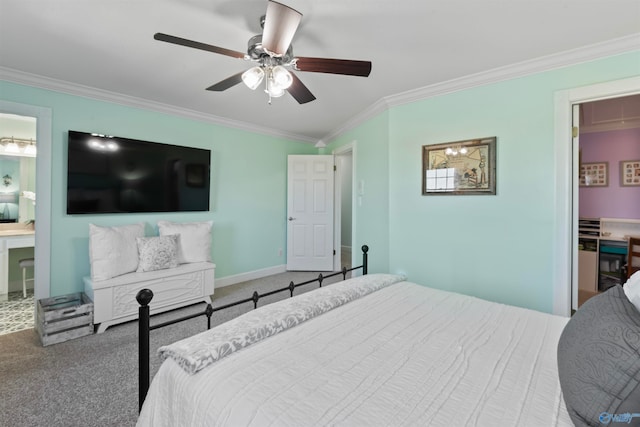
[67,130,211,214]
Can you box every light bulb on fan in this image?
[242,66,265,90]
[270,66,293,90]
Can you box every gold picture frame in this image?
[579,162,608,187]
[620,159,640,186]
[422,137,496,195]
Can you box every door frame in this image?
[0,100,52,300]
[333,141,357,272]
[553,76,640,316]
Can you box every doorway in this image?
[553,76,640,316]
[574,94,640,308]
[0,100,52,335]
[0,112,37,335]
[333,142,356,272]
[286,155,335,271]
[284,146,356,273]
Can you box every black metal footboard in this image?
[136,244,369,412]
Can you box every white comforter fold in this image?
[159,273,406,375]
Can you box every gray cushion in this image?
[136,235,179,273]
[558,285,640,427]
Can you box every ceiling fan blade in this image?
[294,57,372,77]
[287,73,316,104]
[262,1,302,56]
[154,33,245,59]
[206,72,245,91]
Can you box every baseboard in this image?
[215,264,287,288]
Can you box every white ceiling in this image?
[1,0,639,143]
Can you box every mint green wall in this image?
[325,111,391,273]
[328,51,640,314]
[0,81,316,296]
[2,51,637,304]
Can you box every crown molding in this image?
[1,33,638,147]
[0,66,317,145]
[322,33,640,144]
[321,99,390,144]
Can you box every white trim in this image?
[0,100,52,300]
[333,154,342,272]
[323,34,640,143]
[332,142,357,271]
[571,104,581,311]
[215,264,286,288]
[0,67,317,145]
[553,76,640,317]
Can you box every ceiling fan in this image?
[154,0,372,104]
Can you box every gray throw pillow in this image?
[557,285,640,427]
[136,235,179,273]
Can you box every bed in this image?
[136,248,640,427]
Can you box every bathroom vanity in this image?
[0,222,35,300]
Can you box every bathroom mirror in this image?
[0,155,35,223]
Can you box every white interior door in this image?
[287,155,334,271]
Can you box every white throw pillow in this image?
[623,270,640,312]
[157,220,212,264]
[136,235,179,272]
[89,223,145,281]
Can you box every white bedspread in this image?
[138,278,573,427]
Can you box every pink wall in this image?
[579,127,640,219]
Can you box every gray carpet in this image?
[0,270,350,427]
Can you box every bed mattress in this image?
[138,276,573,426]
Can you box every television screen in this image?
[67,130,210,214]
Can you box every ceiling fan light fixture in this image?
[242,66,265,90]
[270,65,293,90]
[153,0,371,105]
[266,83,285,98]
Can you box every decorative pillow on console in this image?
[136,235,179,273]
[157,220,212,264]
[557,285,640,427]
[89,223,145,281]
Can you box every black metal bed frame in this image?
[136,244,369,411]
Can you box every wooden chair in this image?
[626,236,640,280]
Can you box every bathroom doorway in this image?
[0,112,37,335]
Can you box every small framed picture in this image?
[422,137,496,195]
[620,160,640,186]
[579,162,608,187]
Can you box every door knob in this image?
[288,217,296,221]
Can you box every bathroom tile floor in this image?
[0,290,34,336]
